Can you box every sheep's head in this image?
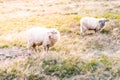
[99,18,109,28]
[48,28,60,42]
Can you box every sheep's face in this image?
[99,20,105,28]
[48,28,60,42]
[99,19,109,28]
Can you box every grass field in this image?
[0,0,120,80]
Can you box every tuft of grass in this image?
[82,60,100,73]
[27,73,45,80]
[101,29,110,34]
[0,45,9,48]
[42,55,113,79]
[103,12,120,19]
[42,58,81,78]
[85,40,104,50]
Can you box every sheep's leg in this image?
[94,29,97,33]
[46,45,49,52]
[32,44,37,53]
[81,26,86,37]
[94,28,99,33]
[44,46,47,52]
[80,26,83,35]
[94,29,101,35]
[44,45,49,53]
[27,42,32,54]
[27,46,31,54]
[43,45,46,50]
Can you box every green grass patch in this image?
[101,29,110,34]
[103,12,120,19]
[42,56,112,78]
[42,59,81,78]
[0,45,9,48]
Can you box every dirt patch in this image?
[0,47,29,65]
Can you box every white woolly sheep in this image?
[27,27,60,53]
[80,17,109,36]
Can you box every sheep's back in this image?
[81,17,99,29]
[27,27,48,43]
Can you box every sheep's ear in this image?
[49,35,52,39]
[47,31,52,39]
[99,20,105,23]
[99,20,102,23]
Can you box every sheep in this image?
[27,27,60,53]
[80,17,109,36]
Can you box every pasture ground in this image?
[0,0,120,79]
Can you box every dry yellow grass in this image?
[0,0,120,79]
